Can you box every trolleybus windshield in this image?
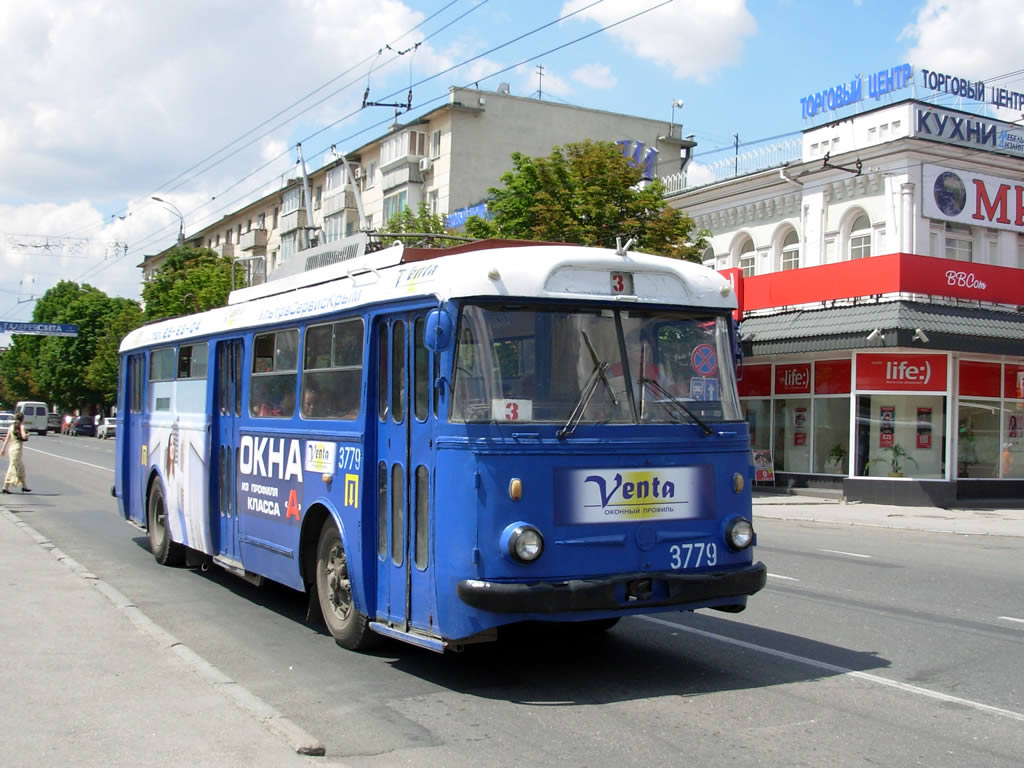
[450,304,741,425]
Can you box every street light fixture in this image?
[670,98,684,138]
[152,196,185,246]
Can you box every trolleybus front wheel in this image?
[315,521,377,650]
[148,482,185,566]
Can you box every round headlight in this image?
[726,518,754,550]
[509,525,544,562]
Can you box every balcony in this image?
[210,242,235,259]
[239,228,268,251]
[322,190,356,217]
[279,208,307,234]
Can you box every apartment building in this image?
[141,85,692,281]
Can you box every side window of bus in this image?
[177,342,209,380]
[148,347,175,412]
[301,318,363,420]
[250,330,298,418]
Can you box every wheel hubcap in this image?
[325,544,352,621]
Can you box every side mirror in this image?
[425,307,454,351]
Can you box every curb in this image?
[0,508,327,757]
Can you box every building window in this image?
[272,207,279,230]
[431,129,441,158]
[258,213,266,230]
[365,161,376,189]
[428,189,439,216]
[280,232,296,264]
[739,238,755,277]
[849,214,871,260]
[383,190,408,225]
[945,222,973,262]
[702,246,715,269]
[781,230,800,271]
[324,214,344,243]
[225,229,232,245]
[282,186,302,214]
[326,165,345,194]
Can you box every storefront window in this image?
[957,400,999,477]
[813,398,850,474]
[1001,405,1024,478]
[855,395,945,478]
[773,398,811,473]
[742,399,770,452]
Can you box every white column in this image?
[900,182,915,254]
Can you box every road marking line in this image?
[998,616,1024,625]
[25,447,114,473]
[768,573,799,581]
[821,548,872,559]
[638,615,1024,724]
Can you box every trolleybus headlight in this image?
[507,524,544,563]
[726,517,754,550]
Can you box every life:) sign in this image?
[856,354,947,392]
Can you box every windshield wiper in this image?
[557,360,608,440]
[580,330,618,406]
[638,345,713,436]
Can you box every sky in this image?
[2,0,1024,337]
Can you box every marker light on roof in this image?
[488,268,501,281]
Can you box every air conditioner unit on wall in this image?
[352,167,363,180]
[418,157,432,172]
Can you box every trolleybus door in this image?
[121,353,146,525]
[376,312,438,635]
[212,339,244,562]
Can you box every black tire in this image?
[315,520,377,650]
[148,482,185,566]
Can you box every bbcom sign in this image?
[923,164,1024,233]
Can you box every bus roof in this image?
[119,240,736,353]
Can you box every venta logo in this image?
[584,472,675,509]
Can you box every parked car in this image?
[69,416,96,437]
[0,411,14,434]
[47,412,62,432]
[97,417,117,439]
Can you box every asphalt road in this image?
[12,434,1024,767]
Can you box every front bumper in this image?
[456,562,767,614]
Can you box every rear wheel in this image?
[315,520,377,650]
[148,482,185,566]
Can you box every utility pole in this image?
[536,65,544,100]
[733,133,739,176]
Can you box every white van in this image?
[15,401,49,435]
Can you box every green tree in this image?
[142,245,240,322]
[381,201,463,247]
[0,281,140,412]
[85,300,144,405]
[465,140,708,260]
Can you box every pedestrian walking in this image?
[1,411,31,493]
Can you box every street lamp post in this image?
[669,99,684,139]
[152,196,185,246]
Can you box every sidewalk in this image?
[753,492,1024,537]
[0,508,338,768]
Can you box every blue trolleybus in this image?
[115,236,766,652]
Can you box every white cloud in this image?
[560,0,756,83]
[902,0,1024,97]
[0,0,429,312]
[572,64,617,90]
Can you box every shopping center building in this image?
[668,87,1024,506]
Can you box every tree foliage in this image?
[464,140,707,261]
[0,281,143,412]
[141,245,240,323]
[381,201,464,247]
